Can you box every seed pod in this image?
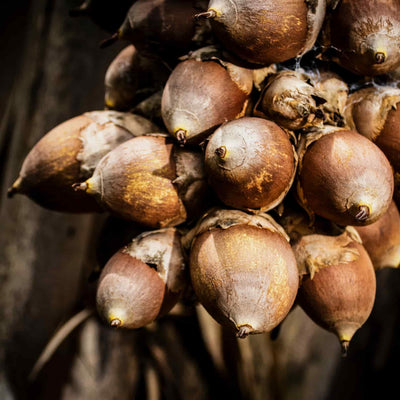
[296,126,394,226]
[254,70,327,130]
[162,46,253,145]
[354,201,400,270]
[195,0,326,65]
[187,208,299,338]
[204,117,296,211]
[8,111,159,213]
[104,45,170,111]
[344,85,400,199]
[323,0,400,76]
[75,135,208,227]
[101,0,211,57]
[69,0,134,33]
[294,228,376,354]
[97,228,186,329]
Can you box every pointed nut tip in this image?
[7,177,22,198]
[375,52,386,64]
[341,340,349,358]
[354,205,370,222]
[175,129,187,146]
[72,182,88,192]
[194,10,217,20]
[236,325,252,339]
[215,145,227,158]
[110,318,122,328]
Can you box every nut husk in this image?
[75,135,208,227]
[294,229,376,353]
[296,126,394,226]
[311,70,349,127]
[8,111,159,212]
[254,70,327,130]
[204,117,297,211]
[188,208,299,338]
[195,0,326,65]
[161,47,253,145]
[104,45,170,111]
[96,228,186,329]
[324,0,400,76]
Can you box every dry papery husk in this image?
[308,69,349,126]
[295,226,363,278]
[354,201,400,270]
[323,0,400,76]
[294,227,376,354]
[204,116,298,212]
[8,111,159,213]
[161,46,254,145]
[104,45,170,111]
[75,135,209,228]
[195,0,326,66]
[296,125,394,226]
[101,0,212,57]
[185,208,298,338]
[344,85,400,174]
[96,227,187,329]
[253,69,328,131]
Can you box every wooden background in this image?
[1,1,400,399]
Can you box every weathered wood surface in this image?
[0,0,124,398]
[1,1,400,400]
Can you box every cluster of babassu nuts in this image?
[9,0,400,355]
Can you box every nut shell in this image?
[9,111,159,212]
[97,253,165,329]
[162,58,252,144]
[84,135,186,227]
[190,221,298,336]
[81,135,207,227]
[10,115,100,213]
[205,117,296,211]
[104,45,169,110]
[202,0,325,65]
[296,238,376,346]
[327,0,400,75]
[297,129,394,226]
[378,100,400,173]
[96,228,186,329]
